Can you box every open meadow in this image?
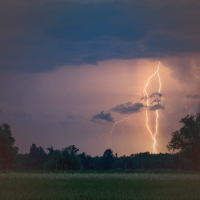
[1,172,200,200]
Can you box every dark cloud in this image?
[91,111,114,123]
[150,93,162,98]
[151,99,161,104]
[1,0,200,72]
[149,93,163,105]
[186,94,200,99]
[112,102,144,114]
[141,96,147,101]
[148,104,165,111]
[112,101,164,114]
[141,93,163,101]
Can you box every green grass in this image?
[0,174,200,200]
[1,169,200,174]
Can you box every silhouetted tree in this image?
[103,149,114,170]
[28,144,48,169]
[45,150,62,170]
[61,147,80,170]
[0,123,18,169]
[93,156,103,170]
[45,146,80,170]
[67,145,79,154]
[47,146,55,158]
[78,152,94,170]
[167,113,200,170]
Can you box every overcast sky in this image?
[1,0,200,156]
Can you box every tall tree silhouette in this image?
[167,113,200,170]
[0,123,18,169]
[28,144,48,169]
[103,149,114,170]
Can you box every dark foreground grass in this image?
[0,178,200,200]
[1,169,200,174]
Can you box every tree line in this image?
[8,145,190,171]
[0,113,200,171]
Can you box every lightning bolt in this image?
[143,62,161,153]
[118,116,132,140]
[99,115,131,146]
[99,62,162,153]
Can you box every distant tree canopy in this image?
[0,123,18,169]
[47,146,55,158]
[67,145,79,155]
[167,113,200,170]
[45,146,80,170]
[1,122,200,171]
[28,144,49,169]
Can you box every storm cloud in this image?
[91,111,114,123]
[141,93,163,101]
[148,104,165,111]
[150,93,162,98]
[112,102,144,114]
[186,94,200,99]
[1,0,200,72]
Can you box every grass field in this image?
[0,172,200,200]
